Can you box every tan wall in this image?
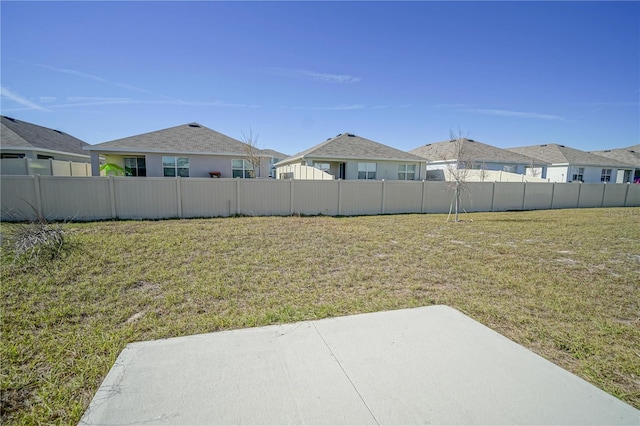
[276,164,334,180]
[1,176,638,221]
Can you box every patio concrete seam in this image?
[311,321,381,426]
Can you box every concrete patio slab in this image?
[80,305,638,425]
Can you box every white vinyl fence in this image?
[1,158,91,177]
[1,175,638,222]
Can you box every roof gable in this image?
[279,133,426,164]
[1,115,90,156]
[507,144,635,167]
[87,123,256,155]
[409,138,542,165]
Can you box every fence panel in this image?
[383,181,423,214]
[523,183,554,210]
[40,177,111,220]
[113,178,178,219]
[626,184,640,207]
[52,160,72,176]
[0,159,29,175]
[181,179,238,218]
[292,180,339,216]
[423,182,451,213]
[340,181,383,215]
[492,183,526,211]
[27,159,52,176]
[71,162,89,176]
[551,184,580,209]
[602,184,628,207]
[462,183,494,212]
[240,179,291,216]
[0,175,39,220]
[578,184,605,208]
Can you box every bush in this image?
[3,212,67,262]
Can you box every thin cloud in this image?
[268,68,361,83]
[0,86,49,111]
[312,104,366,110]
[36,63,154,94]
[461,108,565,121]
[48,98,259,109]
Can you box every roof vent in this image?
[540,144,547,147]
[558,145,565,147]
[326,138,331,141]
[347,134,355,137]
[604,150,611,152]
[188,123,201,128]
[629,150,635,153]
[425,144,431,147]
[468,139,475,142]
[4,116,17,122]
[54,130,64,134]
[336,133,342,137]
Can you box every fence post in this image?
[108,175,117,219]
[600,183,606,208]
[289,178,294,215]
[33,174,43,218]
[176,177,182,218]
[576,182,582,208]
[521,182,527,210]
[490,182,496,211]
[420,180,426,213]
[381,179,386,214]
[623,183,630,207]
[550,183,556,209]
[236,178,240,215]
[337,179,342,216]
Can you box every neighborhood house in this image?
[85,123,271,179]
[275,133,428,181]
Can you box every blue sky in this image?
[1,1,638,155]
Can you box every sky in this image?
[1,1,639,156]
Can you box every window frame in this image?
[398,164,416,180]
[572,167,584,182]
[357,162,377,180]
[601,168,612,182]
[162,156,189,177]
[124,157,147,177]
[232,159,254,178]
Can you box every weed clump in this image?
[2,212,67,263]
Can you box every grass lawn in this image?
[1,207,639,423]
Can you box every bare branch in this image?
[241,129,261,178]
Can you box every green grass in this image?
[2,207,639,424]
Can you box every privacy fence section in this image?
[1,175,638,222]
[1,158,91,177]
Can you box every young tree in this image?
[526,157,541,178]
[445,129,472,222]
[241,129,261,178]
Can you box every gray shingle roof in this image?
[277,133,426,166]
[506,144,635,167]
[409,138,543,165]
[87,123,260,156]
[260,149,289,159]
[589,145,640,168]
[1,115,90,156]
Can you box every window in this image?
[503,165,517,173]
[37,154,54,160]
[358,162,376,179]
[162,156,189,177]
[398,164,416,180]
[571,167,584,182]
[601,168,612,182]
[124,157,146,177]
[232,159,254,178]
[1,153,25,159]
[314,162,330,172]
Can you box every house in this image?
[506,143,636,183]
[274,133,427,180]
[260,148,289,178]
[85,123,271,178]
[409,138,545,180]
[589,145,640,183]
[1,115,91,162]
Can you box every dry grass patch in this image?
[1,208,639,423]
